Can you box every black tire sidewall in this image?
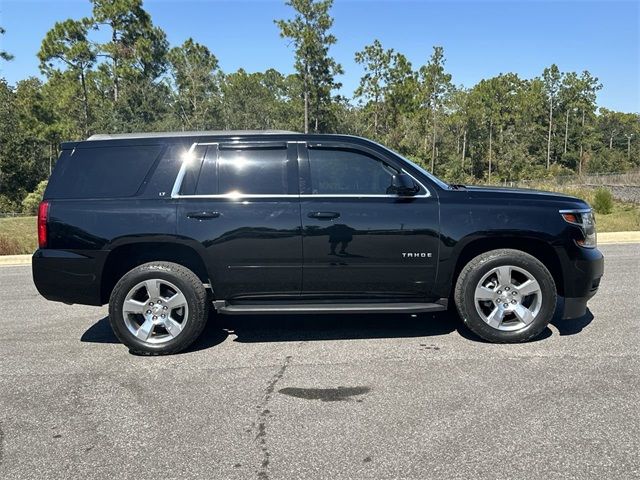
[108,263,206,354]
[456,250,556,343]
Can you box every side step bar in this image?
[213,300,447,315]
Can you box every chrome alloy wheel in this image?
[122,279,189,344]
[473,265,542,331]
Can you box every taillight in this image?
[38,201,50,248]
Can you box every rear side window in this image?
[178,145,207,195]
[46,145,163,199]
[195,146,289,195]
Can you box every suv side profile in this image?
[33,131,604,355]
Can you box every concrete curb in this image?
[598,231,640,244]
[0,254,32,266]
[0,231,638,267]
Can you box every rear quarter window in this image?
[45,144,163,199]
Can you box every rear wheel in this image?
[454,249,557,343]
[108,262,208,355]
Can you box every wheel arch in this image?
[451,236,564,297]
[100,240,210,304]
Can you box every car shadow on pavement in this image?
[81,317,118,343]
[81,311,459,350]
[456,300,595,343]
[550,311,595,336]
[223,311,458,344]
[81,316,230,353]
[81,302,594,353]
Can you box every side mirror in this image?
[391,173,418,196]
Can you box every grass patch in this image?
[594,202,640,232]
[0,216,37,255]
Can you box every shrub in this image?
[0,195,20,214]
[593,188,614,215]
[21,180,48,215]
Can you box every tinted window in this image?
[46,145,162,199]
[178,145,207,195]
[308,148,398,195]
[194,146,218,195]
[195,146,289,195]
[144,142,193,198]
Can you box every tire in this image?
[454,249,556,343]
[108,262,209,355]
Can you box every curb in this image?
[0,254,32,266]
[0,232,638,267]
[598,231,640,244]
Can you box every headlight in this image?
[560,209,597,248]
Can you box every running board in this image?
[213,300,447,315]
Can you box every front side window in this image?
[194,145,289,195]
[308,148,398,195]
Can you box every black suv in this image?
[33,131,603,354]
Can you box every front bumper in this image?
[561,246,604,319]
[563,294,597,319]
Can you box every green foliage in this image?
[354,39,416,140]
[167,39,222,130]
[38,18,95,135]
[0,195,20,214]
[91,0,168,100]
[21,181,48,215]
[593,188,614,214]
[418,46,453,173]
[0,79,52,205]
[275,0,343,133]
[586,149,629,174]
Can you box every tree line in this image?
[0,0,638,212]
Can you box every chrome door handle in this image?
[307,211,340,220]
[187,211,220,220]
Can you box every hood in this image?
[462,185,590,209]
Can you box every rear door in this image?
[176,141,302,300]
[299,141,440,299]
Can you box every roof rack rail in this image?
[86,130,300,141]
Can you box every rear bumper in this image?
[561,246,604,319]
[32,249,103,305]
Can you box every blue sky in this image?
[1,0,638,112]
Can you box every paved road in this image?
[1,244,638,480]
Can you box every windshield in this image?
[376,143,450,190]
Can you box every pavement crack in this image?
[0,419,4,465]
[253,356,292,480]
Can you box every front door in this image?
[299,142,440,299]
[176,141,302,300]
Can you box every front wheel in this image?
[454,249,557,343]
[108,262,209,355]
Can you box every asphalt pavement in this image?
[0,244,638,480]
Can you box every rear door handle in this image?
[187,211,220,220]
[307,211,340,220]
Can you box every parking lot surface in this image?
[1,243,639,480]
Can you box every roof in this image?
[86,130,299,141]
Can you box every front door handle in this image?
[187,211,220,220]
[307,211,340,220]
